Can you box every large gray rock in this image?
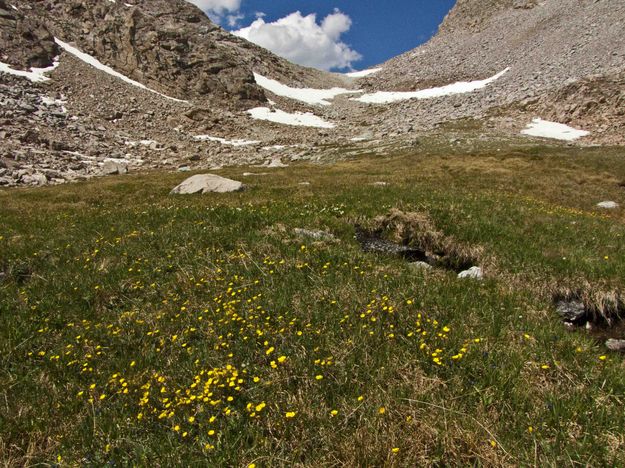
[102,160,129,175]
[458,266,483,280]
[21,172,47,186]
[170,174,245,195]
[597,201,619,209]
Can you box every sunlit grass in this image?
[1,145,624,466]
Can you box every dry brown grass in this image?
[552,284,625,326]
[360,208,483,272]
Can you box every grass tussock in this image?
[358,208,483,271]
[553,284,625,326]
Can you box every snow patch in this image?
[247,107,335,128]
[521,118,590,141]
[345,68,382,78]
[54,38,188,103]
[254,73,360,106]
[354,68,510,104]
[263,145,287,150]
[0,58,60,82]
[125,140,158,147]
[194,135,260,146]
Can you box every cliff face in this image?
[2,0,338,107]
[0,0,58,69]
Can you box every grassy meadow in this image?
[1,144,624,466]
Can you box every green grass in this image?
[1,145,624,466]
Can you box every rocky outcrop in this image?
[6,0,338,108]
[0,0,58,69]
[523,71,625,145]
[7,0,263,106]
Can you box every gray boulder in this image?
[555,300,586,322]
[102,160,128,175]
[597,201,618,209]
[170,174,245,195]
[606,339,625,352]
[21,172,47,185]
[458,266,483,279]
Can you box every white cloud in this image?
[233,9,362,71]
[187,0,241,14]
[226,13,245,27]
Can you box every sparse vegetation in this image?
[1,145,624,466]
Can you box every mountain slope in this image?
[1,0,353,188]
[3,0,340,107]
[359,0,625,144]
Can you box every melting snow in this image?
[521,118,590,141]
[345,68,382,78]
[54,38,188,103]
[0,58,60,82]
[254,73,360,106]
[194,135,260,146]
[247,107,335,129]
[354,68,510,104]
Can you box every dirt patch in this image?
[354,209,482,273]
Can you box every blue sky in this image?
[191,1,456,71]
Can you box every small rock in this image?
[299,182,311,186]
[373,181,388,187]
[178,166,191,172]
[597,201,618,209]
[102,160,129,175]
[458,266,483,279]
[605,339,625,352]
[555,300,586,323]
[409,261,433,271]
[170,174,245,195]
[267,158,289,168]
[21,172,48,185]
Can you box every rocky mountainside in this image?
[1,0,624,189]
[359,0,625,144]
[2,0,339,108]
[0,0,350,187]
